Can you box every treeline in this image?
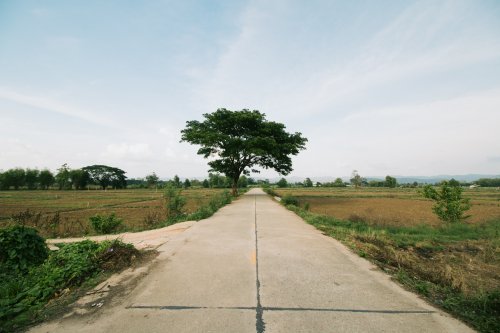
[129,173,260,189]
[274,175,400,188]
[0,164,126,190]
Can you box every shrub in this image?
[282,195,299,206]
[89,213,123,234]
[164,186,186,219]
[422,182,471,223]
[0,225,48,272]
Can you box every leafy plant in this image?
[89,213,123,234]
[0,225,48,272]
[422,181,471,223]
[282,195,299,206]
[164,186,186,219]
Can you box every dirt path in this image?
[32,188,474,332]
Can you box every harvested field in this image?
[274,187,500,226]
[0,188,228,237]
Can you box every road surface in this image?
[31,188,473,333]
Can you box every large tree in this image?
[181,109,307,195]
[82,165,127,190]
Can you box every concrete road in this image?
[31,188,474,333]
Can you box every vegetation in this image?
[422,181,471,223]
[476,178,500,187]
[89,213,123,234]
[181,108,307,195]
[271,188,500,333]
[0,225,49,272]
[0,234,139,332]
[82,165,127,190]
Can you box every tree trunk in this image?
[231,177,238,196]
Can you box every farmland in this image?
[0,188,230,238]
[270,186,500,332]
[274,187,500,226]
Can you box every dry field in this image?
[0,188,227,237]
[274,187,500,226]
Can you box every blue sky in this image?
[1,0,499,179]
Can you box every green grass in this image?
[0,239,139,332]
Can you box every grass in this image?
[0,188,238,238]
[0,239,143,333]
[267,187,500,333]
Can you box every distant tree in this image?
[237,175,248,188]
[82,165,127,190]
[304,178,313,187]
[25,168,40,190]
[316,182,322,187]
[208,173,229,188]
[422,181,471,223]
[350,170,362,188]
[277,178,288,188]
[475,178,500,187]
[172,175,181,188]
[202,179,210,188]
[55,163,72,190]
[70,169,90,190]
[385,175,397,188]
[190,179,202,187]
[146,172,160,189]
[39,169,55,190]
[4,168,26,190]
[448,178,461,187]
[333,177,345,187]
[183,178,191,188]
[181,108,307,195]
[247,177,256,185]
[0,172,6,190]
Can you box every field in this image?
[274,187,500,226]
[271,186,500,332]
[0,188,229,237]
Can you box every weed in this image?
[89,213,123,234]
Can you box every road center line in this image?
[254,194,266,333]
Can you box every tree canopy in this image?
[181,109,307,195]
[82,165,127,190]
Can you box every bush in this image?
[422,182,471,223]
[164,186,186,219]
[89,213,123,234]
[0,239,138,331]
[282,195,299,206]
[0,225,49,272]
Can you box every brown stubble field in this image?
[274,187,500,226]
[0,188,227,237]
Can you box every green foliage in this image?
[164,186,186,219]
[304,177,313,187]
[385,175,397,188]
[282,195,299,206]
[276,177,288,188]
[475,178,500,187]
[181,108,307,195]
[0,225,49,272]
[202,179,210,188]
[183,178,191,188]
[187,190,233,221]
[82,165,127,190]
[38,169,55,190]
[25,169,40,190]
[55,163,72,190]
[69,169,90,190]
[89,213,123,234]
[422,182,471,223]
[237,175,248,188]
[0,240,137,332]
[145,172,159,188]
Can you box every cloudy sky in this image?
[1,0,499,179]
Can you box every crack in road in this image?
[254,194,266,333]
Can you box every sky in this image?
[1,0,499,180]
